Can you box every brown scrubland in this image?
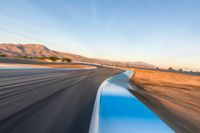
[131,69,200,133]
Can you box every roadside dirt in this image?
[0,63,95,69]
[131,69,200,133]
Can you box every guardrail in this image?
[89,70,174,133]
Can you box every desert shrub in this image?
[0,54,6,57]
[17,56,28,58]
[168,67,173,71]
[37,57,46,60]
[49,56,59,62]
[61,58,72,62]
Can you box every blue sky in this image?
[0,0,200,69]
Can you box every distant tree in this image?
[168,67,173,71]
[156,67,159,70]
[49,56,59,62]
[61,58,72,62]
[179,68,183,72]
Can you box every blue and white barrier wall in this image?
[89,71,174,133]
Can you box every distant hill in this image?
[0,43,87,61]
[0,43,156,69]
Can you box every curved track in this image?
[0,68,122,133]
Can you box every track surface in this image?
[0,68,122,133]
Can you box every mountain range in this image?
[0,43,156,69]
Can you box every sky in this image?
[0,0,200,70]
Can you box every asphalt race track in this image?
[0,68,123,133]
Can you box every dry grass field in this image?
[131,69,200,133]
